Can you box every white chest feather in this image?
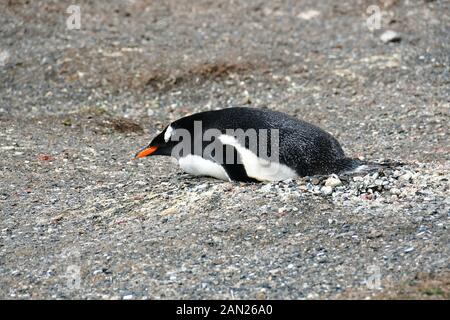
[178,154,230,181]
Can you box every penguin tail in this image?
[342,158,405,174]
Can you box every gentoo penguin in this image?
[135,107,361,182]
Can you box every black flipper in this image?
[207,142,258,183]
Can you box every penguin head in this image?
[134,125,176,158]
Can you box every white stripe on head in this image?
[164,125,174,142]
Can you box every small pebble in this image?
[325,176,342,188]
[380,30,402,43]
[321,186,333,195]
[399,172,413,181]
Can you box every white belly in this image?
[177,136,297,182]
[178,154,230,181]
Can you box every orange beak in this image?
[134,145,158,159]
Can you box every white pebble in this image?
[325,176,342,187]
[399,172,413,181]
[321,186,333,195]
[380,30,401,43]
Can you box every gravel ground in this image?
[0,0,449,299]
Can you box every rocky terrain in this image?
[0,0,448,299]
